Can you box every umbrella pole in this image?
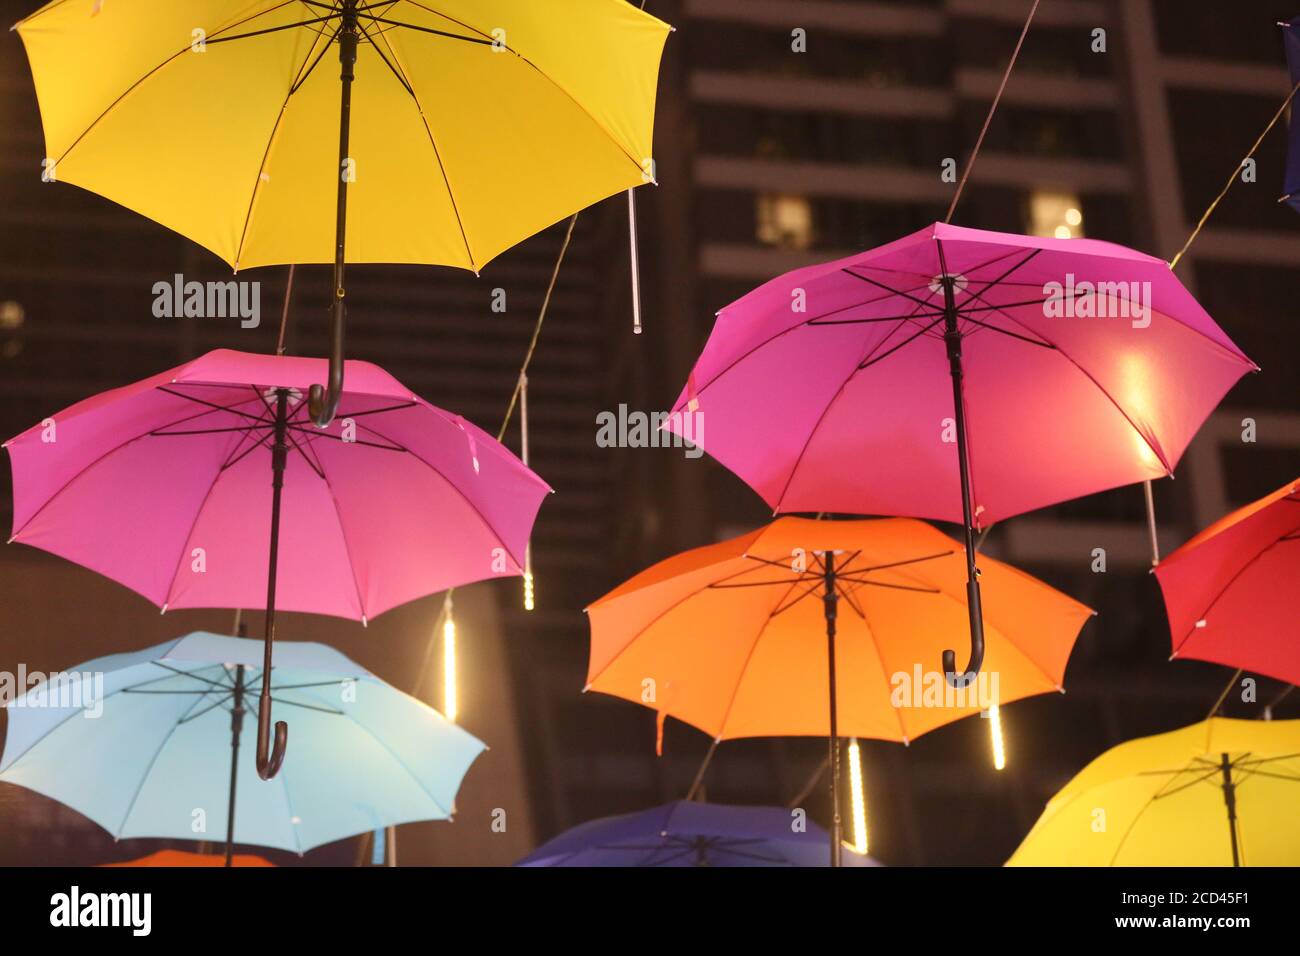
[939,271,986,688]
[256,389,290,779]
[309,0,359,428]
[1219,753,1241,867]
[225,664,246,868]
[822,551,842,868]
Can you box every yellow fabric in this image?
[1007,718,1300,866]
[16,0,670,271]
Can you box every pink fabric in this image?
[5,349,551,621]
[1157,478,1300,685]
[667,222,1255,524]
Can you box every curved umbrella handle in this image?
[308,295,344,427]
[942,580,986,689]
[255,690,287,780]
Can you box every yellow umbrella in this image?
[1007,718,1300,867]
[15,0,670,419]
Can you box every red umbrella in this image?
[1157,477,1300,684]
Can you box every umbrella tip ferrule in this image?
[581,683,591,693]
[361,615,368,628]
[160,604,168,615]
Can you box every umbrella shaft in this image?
[226,665,246,868]
[824,553,841,867]
[940,277,986,682]
[1220,753,1240,867]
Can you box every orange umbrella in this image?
[585,517,1093,864]
[102,849,274,868]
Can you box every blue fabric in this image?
[1284,18,1300,211]
[516,800,881,867]
[0,632,484,853]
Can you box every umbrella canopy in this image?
[4,348,549,621]
[103,850,274,867]
[586,517,1092,744]
[665,222,1254,525]
[517,801,880,867]
[14,0,669,272]
[1157,477,1300,685]
[1007,718,1300,867]
[0,632,484,854]
[1283,17,1300,212]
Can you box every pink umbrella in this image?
[666,222,1255,686]
[5,349,549,777]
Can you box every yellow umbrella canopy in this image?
[1007,718,1300,867]
[15,0,669,272]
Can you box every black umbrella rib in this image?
[286,424,406,453]
[342,401,418,418]
[360,14,492,45]
[204,15,341,46]
[842,550,954,574]
[954,313,1056,349]
[857,317,946,371]
[177,693,238,724]
[771,576,830,616]
[837,578,942,594]
[290,24,345,95]
[355,20,416,97]
[157,387,271,423]
[841,269,942,311]
[709,575,820,589]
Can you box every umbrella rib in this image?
[7,390,270,541]
[770,299,940,513]
[1170,532,1298,654]
[397,0,651,178]
[713,575,807,740]
[115,690,216,837]
[233,17,343,269]
[367,18,478,270]
[353,417,531,571]
[0,641,211,772]
[41,0,304,169]
[176,692,237,724]
[309,447,373,621]
[159,455,236,611]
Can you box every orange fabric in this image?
[586,517,1093,744]
[102,849,274,868]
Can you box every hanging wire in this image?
[1168,78,1300,271]
[496,213,578,442]
[275,264,296,356]
[1208,668,1245,719]
[519,371,535,611]
[944,0,1041,224]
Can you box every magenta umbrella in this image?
[666,222,1255,685]
[4,348,549,777]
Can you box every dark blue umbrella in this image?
[516,801,880,867]
[1283,17,1300,212]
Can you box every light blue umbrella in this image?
[0,632,483,862]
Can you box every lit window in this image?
[1029,191,1084,239]
[756,193,814,250]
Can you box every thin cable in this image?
[496,213,578,442]
[275,264,296,356]
[945,0,1041,224]
[1208,668,1245,719]
[1169,78,1300,272]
